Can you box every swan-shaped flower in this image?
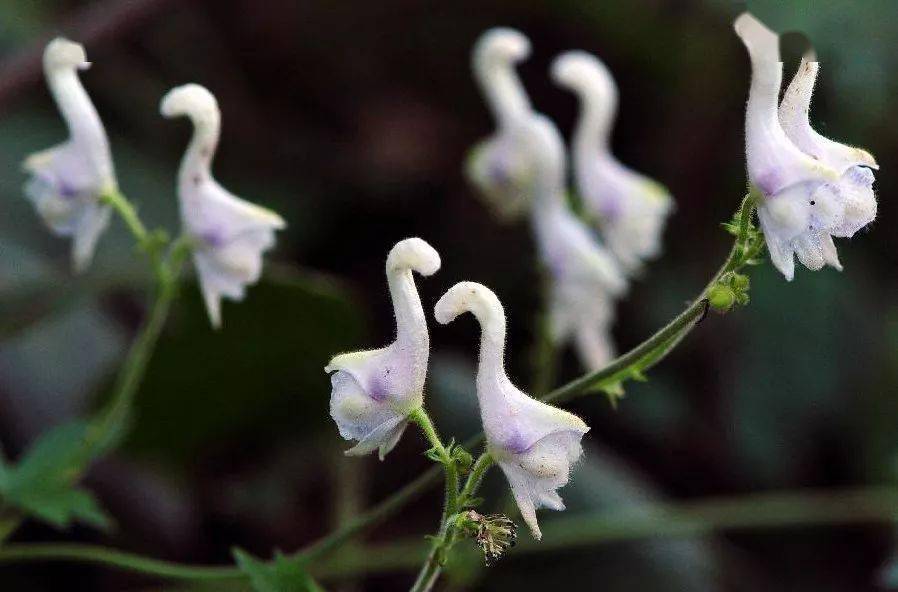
[435,282,589,539]
[551,51,674,274]
[161,84,286,327]
[734,13,878,281]
[23,38,116,272]
[466,27,540,220]
[523,112,628,370]
[325,238,440,459]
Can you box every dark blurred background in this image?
[0,0,896,590]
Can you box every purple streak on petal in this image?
[847,165,874,187]
[755,170,781,196]
[367,375,389,402]
[58,179,79,199]
[488,159,511,187]
[200,226,226,248]
[504,430,529,455]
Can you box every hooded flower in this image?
[466,27,540,220]
[735,13,878,281]
[23,38,116,272]
[551,51,673,274]
[325,238,440,459]
[161,84,286,327]
[435,282,589,540]
[521,112,627,370]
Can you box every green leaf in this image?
[233,549,325,592]
[0,421,112,530]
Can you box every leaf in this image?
[233,549,325,592]
[0,421,112,530]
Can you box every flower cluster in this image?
[734,13,878,280]
[466,28,675,370]
[23,39,284,327]
[326,241,589,540]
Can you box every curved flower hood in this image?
[466,27,540,220]
[734,13,877,281]
[551,50,673,274]
[161,84,286,327]
[23,38,116,272]
[522,112,627,369]
[435,282,589,540]
[326,238,440,459]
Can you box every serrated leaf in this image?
[233,548,325,592]
[0,420,112,530]
[7,485,112,530]
[423,447,443,463]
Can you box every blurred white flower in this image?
[735,13,878,281]
[551,51,673,274]
[466,27,540,220]
[23,38,116,272]
[435,281,589,540]
[161,84,286,327]
[522,113,627,370]
[326,238,440,459]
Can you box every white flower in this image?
[160,84,286,327]
[23,38,116,272]
[734,13,878,281]
[325,238,440,459]
[551,51,674,274]
[522,113,628,370]
[434,281,589,540]
[466,28,539,220]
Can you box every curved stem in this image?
[100,189,149,244]
[84,238,190,458]
[0,198,761,584]
[407,408,462,592]
[529,278,558,397]
[0,543,241,580]
[459,453,494,505]
[294,196,758,562]
[7,482,894,583]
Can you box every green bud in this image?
[708,284,736,313]
[452,446,474,474]
[731,273,750,292]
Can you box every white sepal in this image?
[23,38,117,272]
[326,238,440,459]
[161,84,285,327]
[435,282,589,539]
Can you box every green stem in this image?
[407,408,462,592]
[0,543,240,580]
[83,243,188,458]
[459,453,494,506]
[530,279,558,397]
[409,408,459,516]
[409,452,495,592]
[101,189,150,245]
[287,197,759,565]
[5,486,896,581]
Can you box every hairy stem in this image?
[409,452,495,592]
[407,407,462,592]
